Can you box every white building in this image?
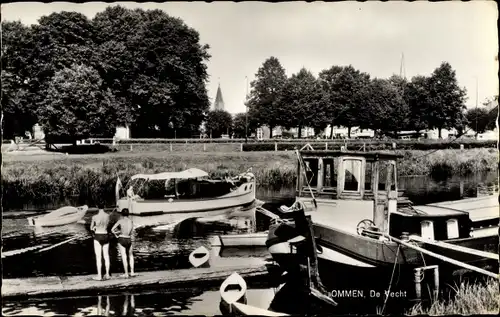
[114,125,131,140]
[323,125,375,139]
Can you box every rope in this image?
[1,244,48,258]
[381,244,400,314]
[36,234,86,253]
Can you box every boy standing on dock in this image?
[90,204,111,280]
[112,209,136,278]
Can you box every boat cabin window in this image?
[303,158,318,187]
[365,161,373,191]
[322,158,338,190]
[343,159,362,192]
[387,162,396,191]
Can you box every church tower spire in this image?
[214,81,225,111]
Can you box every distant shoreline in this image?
[2,148,496,211]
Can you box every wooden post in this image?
[433,266,439,301]
[275,142,278,151]
[170,143,172,152]
[325,142,328,150]
[363,143,366,152]
[240,143,243,152]
[414,268,422,301]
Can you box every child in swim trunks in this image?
[112,209,136,278]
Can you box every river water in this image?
[2,172,498,316]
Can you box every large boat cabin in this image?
[295,149,472,241]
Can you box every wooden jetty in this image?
[2,264,270,299]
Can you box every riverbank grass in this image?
[2,148,496,209]
[407,278,499,315]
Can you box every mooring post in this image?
[325,142,328,150]
[392,142,396,149]
[170,143,172,152]
[275,142,278,151]
[460,144,464,150]
[363,143,366,152]
[414,268,422,301]
[433,266,439,301]
[129,144,133,151]
[240,143,243,152]
[203,143,206,152]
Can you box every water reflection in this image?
[2,288,278,316]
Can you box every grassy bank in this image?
[407,278,499,315]
[2,149,497,210]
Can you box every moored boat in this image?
[189,246,210,268]
[265,147,499,279]
[115,168,256,217]
[211,232,269,248]
[27,205,88,227]
[219,272,248,314]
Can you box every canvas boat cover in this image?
[131,168,209,181]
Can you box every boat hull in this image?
[314,223,499,268]
[267,215,499,278]
[27,206,88,227]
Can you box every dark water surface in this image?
[2,172,498,316]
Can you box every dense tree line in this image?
[3,8,496,142]
[246,57,497,139]
[2,6,211,142]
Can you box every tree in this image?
[37,64,120,144]
[1,21,37,139]
[465,108,492,137]
[247,57,287,138]
[28,12,97,113]
[362,78,410,137]
[92,6,211,138]
[232,112,258,138]
[205,110,233,138]
[426,62,467,138]
[405,75,432,132]
[318,65,370,138]
[482,95,499,131]
[279,68,323,138]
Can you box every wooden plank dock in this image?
[2,264,270,299]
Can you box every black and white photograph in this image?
[1,1,499,316]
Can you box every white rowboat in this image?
[188,246,210,268]
[27,205,88,227]
[220,272,247,305]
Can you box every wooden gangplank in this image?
[409,235,499,261]
[2,264,269,299]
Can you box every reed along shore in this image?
[2,148,497,210]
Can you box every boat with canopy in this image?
[115,168,256,217]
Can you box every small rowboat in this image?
[211,232,268,247]
[219,272,248,314]
[27,205,88,227]
[188,246,210,268]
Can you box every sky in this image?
[2,1,498,114]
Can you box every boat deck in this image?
[307,200,373,235]
[427,195,498,222]
[2,265,269,299]
[306,195,498,236]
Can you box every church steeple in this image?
[214,82,225,111]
